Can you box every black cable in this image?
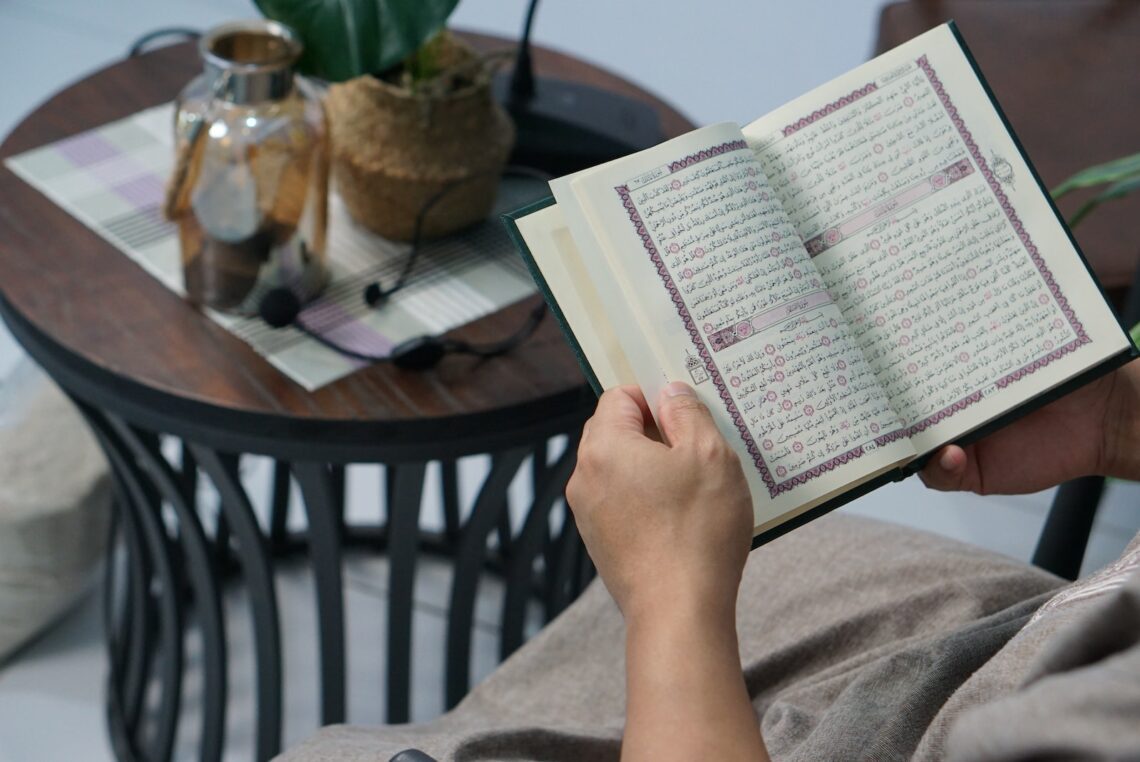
[365,164,555,307]
[457,300,547,357]
[261,165,554,370]
[262,288,546,371]
[509,0,541,102]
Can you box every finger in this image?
[592,385,655,438]
[656,381,718,447]
[618,385,663,442]
[919,445,972,491]
[624,384,653,427]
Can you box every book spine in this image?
[502,202,604,396]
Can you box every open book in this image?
[505,23,1136,545]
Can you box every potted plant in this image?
[254,0,516,241]
[1052,150,1140,229]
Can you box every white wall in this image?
[0,0,889,139]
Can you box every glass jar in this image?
[172,20,328,314]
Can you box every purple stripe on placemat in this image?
[88,151,147,184]
[111,174,166,210]
[300,300,394,359]
[56,132,120,166]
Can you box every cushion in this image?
[0,363,112,663]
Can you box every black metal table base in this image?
[80,401,591,762]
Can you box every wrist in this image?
[623,579,738,641]
[624,593,742,697]
[621,581,766,762]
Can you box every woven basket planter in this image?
[325,37,515,241]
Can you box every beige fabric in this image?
[278,514,1066,761]
[940,533,1140,761]
[0,373,111,662]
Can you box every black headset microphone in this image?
[257,165,552,371]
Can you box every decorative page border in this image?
[874,427,911,448]
[781,83,878,137]
[906,390,984,436]
[912,55,1089,426]
[667,140,748,173]
[994,343,1084,389]
[615,144,889,497]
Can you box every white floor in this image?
[0,1,1136,760]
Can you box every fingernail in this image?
[939,450,956,471]
[664,381,695,398]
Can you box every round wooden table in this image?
[0,34,693,762]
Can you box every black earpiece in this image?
[362,281,392,308]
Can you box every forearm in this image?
[567,385,763,759]
[622,598,768,762]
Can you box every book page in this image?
[513,205,636,390]
[555,123,915,531]
[742,24,1130,454]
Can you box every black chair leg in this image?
[1032,475,1105,580]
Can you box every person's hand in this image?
[566,382,767,762]
[921,360,1140,494]
[565,382,754,623]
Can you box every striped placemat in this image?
[5,104,539,391]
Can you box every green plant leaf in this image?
[254,0,461,82]
[1068,173,1140,228]
[1051,151,1140,199]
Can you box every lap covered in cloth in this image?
[279,514,1140,761]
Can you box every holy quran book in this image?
[505,22,1136,545]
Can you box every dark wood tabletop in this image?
[877,0,1140,305]
[0,32,694,454]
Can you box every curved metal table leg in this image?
[293,462,347,725]
[102,482,145,762]
[385,461,427,724]
[500,435,580,659]
[445,448,530,710]
[116,422,229,762]
[192,446,283,761]
[78,405,184,762]
[62,394,588,760]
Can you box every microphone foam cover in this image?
[363,281,388,307]
[259,287,302,328]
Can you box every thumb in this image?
[657,381,718,447]
[919,445,976,492]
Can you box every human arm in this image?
[565,382,768,762]
[921,360,1140,494]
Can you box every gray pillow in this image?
[0,362,111,663]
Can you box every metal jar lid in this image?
[199,19,302,105]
